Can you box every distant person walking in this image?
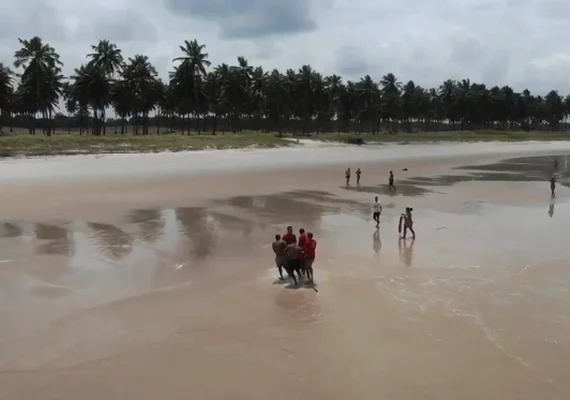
[345,168,351,185]
[356,168,361,185]
[303,232,317,284]
[272,234,287,280]
[398,207,415,239]
[550,176,556,198]
[372,196,382,228]
[389,171,396,191]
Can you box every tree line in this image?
[0,36,569,136]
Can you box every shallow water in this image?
[1,150,570,399]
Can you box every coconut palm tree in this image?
[13,36,63,135]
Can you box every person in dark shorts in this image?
[285,241,303,285]
[282,226,297,245]
[372,196,382,227]
[550,176,556,198]
[271,234,287,280]
[345,168,351,185]
[389,171,395,191]
[356,168,361,185]
[298,228,308,277]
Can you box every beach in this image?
[1,142,570,400]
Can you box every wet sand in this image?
[1,143,570,399]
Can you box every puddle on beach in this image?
[1,183,570,397]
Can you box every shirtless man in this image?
[550,176,556,198]
[285,241,303,285]
[272,234,287,280]
[356,168,361,185]
[372,196,382,227]
[345,168,351,185]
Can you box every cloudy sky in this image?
[1,0,570,94]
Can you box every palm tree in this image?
[5,36,570,135]
[13,36,63,135]
[0,63,14,133]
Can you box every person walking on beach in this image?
[272,234,287,280]
[389,171,395,191]
[285,241,303,285]
[282,226,297,245]
[345,168,351,185]
[550,176,556,198]
[399,207,415,239]
[356,168,361,185]
[372,196,382,228]
[303,232,317,284]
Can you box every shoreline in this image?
[1,130,570,159]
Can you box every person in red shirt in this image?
[303,232,317,284]
[282,226,297,245]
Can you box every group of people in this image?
[345,168,396,191]
[272,226,317,286]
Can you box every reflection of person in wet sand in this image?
[272,234,287,280]
[356,168,361,185]
[398,207,415,239]
[550,176,556,198]
[345,168,351,185]
[285,241,303,286]
[548,201,555,218]
[398,237,415,266]
[373,228,381,253]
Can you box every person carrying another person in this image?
[271,234,287,280]
[398,207,415,239]
[303,232,317,284]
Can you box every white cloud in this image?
[0,0,568,95]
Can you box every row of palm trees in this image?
[0,36,569,136]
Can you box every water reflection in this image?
[373,229,381,253]
[175,207,216,260]
[548,201,555,218]
[398,238,415,267]
[127,209,165,243]
[86,222,133,259]
[34,223,73,255]
[1,222,23,238]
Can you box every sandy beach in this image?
[1,142,570,400]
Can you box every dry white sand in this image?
[1,142,570,399]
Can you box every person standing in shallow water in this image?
[389,171,395,191]
[550,176,556,198]
[303,232,317,284]
[356,168,361,185]
[345,168,351,185]
[285,241,303,285]
[272,234,287,280]
[282,226,297,245]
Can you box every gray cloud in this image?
[164,0,317,38]
[335,45,368,77]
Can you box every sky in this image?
[1,0,570,95]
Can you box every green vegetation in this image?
[0,130,289,156]
[0,36,569,157]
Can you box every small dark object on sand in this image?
[402,168,408,171]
